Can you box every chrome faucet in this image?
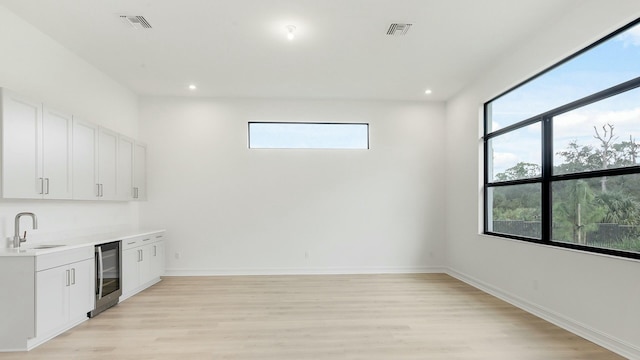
[13,212,38,248]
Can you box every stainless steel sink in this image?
[31,245,65,249]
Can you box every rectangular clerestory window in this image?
[248,122,369,149]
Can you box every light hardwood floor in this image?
[0,274,623,360]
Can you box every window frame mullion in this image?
[541,116,553,243]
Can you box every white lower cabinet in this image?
[33,249,94,347]
[0,229,166,352]
[19,246,94,350]
[35,265,68,338]
[122,232,165,300]
[150,240,165,281]
[35,258,93,338]
[67,259,94,323]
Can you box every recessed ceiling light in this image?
[424,89,433,95]
[285,25,296,41]
[188,84,197,90]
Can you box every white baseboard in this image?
[446,267,640,360]
[164,266,445,276]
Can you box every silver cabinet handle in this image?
[155,235,163,239]
[100,184,104,197]
[96,183,100,197]
[66,269,70,286]
[127,241,136,245]
[97,247,104,299]
[143,238,151,242]
[39,178,44,194]
[71,268,76,285]
[45,178,50,194]
[140,249,143,262]
[154,245,157,257]
[138,249,142,262]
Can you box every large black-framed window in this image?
[484,18,640,260]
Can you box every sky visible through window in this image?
[249,122,369,149]
[489,23,640,177]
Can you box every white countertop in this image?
[0,228,165,257]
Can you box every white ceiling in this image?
[0,0,583,101]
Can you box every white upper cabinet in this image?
[72,119,99,199]
[72,122,119,200]
[98,128,118,200]
[41,107,73,199]
[2,88,146,202]
[133,142,147,200]
[1,90,41,199]
[118,137,147,201]
[117,136,134,201]
[1,89,72,199]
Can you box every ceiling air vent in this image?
[386,23,412,36]
[120,15,152,29]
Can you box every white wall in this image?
[0,5,140,245]
[6,0,637,354]
[444,1,640,357]
[139,97,445,274]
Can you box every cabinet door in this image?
[117,136,134,200]
[150,241,165,279]
[42,107,73,199]
[138,244,154,285]
[133,142,147,200]
[72,120,99,199]
[98,129,118,200]
[1,90,42,199]
[122,248,140,296]
[68,258,94,323]
[36,265,69,337]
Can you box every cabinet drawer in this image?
[36,246,93,272]
[122,238,141,250]
[122,232,164,250]
[140,236,155,246]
